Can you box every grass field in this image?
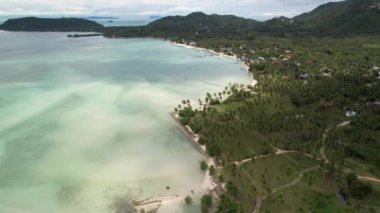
[220,153,320,211]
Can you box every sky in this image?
[0,0,342,20]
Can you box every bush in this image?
[184,195,193,205]
[209,165,216,176]
[201,194,213,207]
[189,118,202,133]
[180,117,191,125]
[200,160,208,171]
[198,137,207,145]
[254,63,266,71]
[179,107,195,118]
[206,143,221,156]
[346,173,373,199]
[226,181,238,197]
[218,195,243,213]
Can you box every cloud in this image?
[0,0,343,20]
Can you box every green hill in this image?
[104,0,380,38]
[0,17,105,32]
[293,0,380,34]
[147,12,259,38]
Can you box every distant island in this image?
[0,17,105,32]
[87,16,119,20]
[149,16,162,19]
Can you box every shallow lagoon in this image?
[0,31,251,212]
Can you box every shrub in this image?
[206,143,221,156]
[200,160,208,171]
[184,195,193,205]
[180,117,191,125]
[254,63,266,71]
[346,173,373,199]
[189,118,202,133]
[179,107,195,118]
[201,194,213,207]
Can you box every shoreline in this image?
[134,113,221,212]
[169,40,257,87]
[165,40,258,211]
[170,111,224,198]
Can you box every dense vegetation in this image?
[0,17,105,32]
[175,35,380,212]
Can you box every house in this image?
[299,73,309,80]
[320,67,334,76]
[346,111,358,118]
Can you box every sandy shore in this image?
[133,113,219,213]
[170,41,257,87]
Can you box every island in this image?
[87,16,119,20]
[1,0,379,212]
[0,17,105,32]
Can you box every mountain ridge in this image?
[1,0,379,36]
[0,17,105,32]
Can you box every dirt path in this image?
[234,147,314,167]
[337,121,350,127]
[252,196,264,213]
[320,128,331,164]
[320,122,349,163]
[358,176,380,183]
[271,166,319,194]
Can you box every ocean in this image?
[0,31,251,212]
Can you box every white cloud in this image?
[0,0,343,20]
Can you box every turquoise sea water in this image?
[0,31,251,212]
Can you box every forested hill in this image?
[147,12,259,38]
[104,0,380,38]
[0,17,105,32]
[293,0,380,34]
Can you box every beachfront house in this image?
[346,111,358,118]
